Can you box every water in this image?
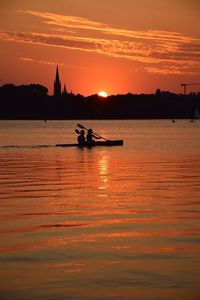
[0,120,200,300]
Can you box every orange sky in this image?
[0,0,200,95]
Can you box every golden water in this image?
[0,120,200,300]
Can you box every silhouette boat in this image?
[56,140,123,147]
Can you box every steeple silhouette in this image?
[54,65,61,96]
[62,83,67,95]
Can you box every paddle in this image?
[75,129,80,134]
[77,123,108,141]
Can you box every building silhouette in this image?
[53,66,61,96]
[62,83,68,95]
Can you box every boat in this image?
[56,140,123,147]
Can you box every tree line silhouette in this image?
[0,83,199,119]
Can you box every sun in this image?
[98,91,108,98]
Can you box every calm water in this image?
[0,120,200,300]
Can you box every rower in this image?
[77,129,85,146]
[86,128,101,146]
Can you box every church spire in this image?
[53,65,61,96]
[62,83,67,95]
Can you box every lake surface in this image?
[0,120,200,300]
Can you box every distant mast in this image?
[53,65,61,96]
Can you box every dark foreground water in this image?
[0,120,200,300]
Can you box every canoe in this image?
[56,140,123,147]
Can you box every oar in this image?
[77,123,108,141]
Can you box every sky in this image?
[0,0,200,96]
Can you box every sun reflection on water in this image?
[98,152,109,197]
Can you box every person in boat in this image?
[77,129,85,146]
[86,128,100,146]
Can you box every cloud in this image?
[144,65,200,75]
[20,57,64,66]
[19,10,196,44]
[0,10,200,75]
[1,30,199,66]
[19,57,88,70]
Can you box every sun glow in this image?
[98,91,108,98]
